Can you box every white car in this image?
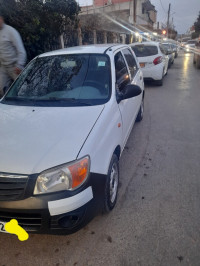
[0,44,144,235]
[130,42,169,86]
[185,40,197,53]
[162,43,175,67]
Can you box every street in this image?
[1,52,200,266]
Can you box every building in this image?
[78,0,157,44]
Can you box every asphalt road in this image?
[1,52,200,266]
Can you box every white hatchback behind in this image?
[130,42,169,86]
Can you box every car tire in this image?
[156,71,164,86]
[103,154,119,213]
[136,98,144,122]
[196,58,200,69]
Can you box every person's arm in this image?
[10,27,27,70]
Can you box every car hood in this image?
[0,103,104,174]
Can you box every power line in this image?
[159,0,167,14]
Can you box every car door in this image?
[159,44,169,74]
[114,49,142,147]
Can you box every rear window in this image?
[131,45,158,57]
[187,40,196,44]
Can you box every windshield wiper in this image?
[4,97,35,102]
[44,97,93,106]
[3,97,93,106]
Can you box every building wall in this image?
[94,0,129,6]
[80,0,157,30]
[149,10,157,23]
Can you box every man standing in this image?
[0,15,26,97]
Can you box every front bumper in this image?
[0,173,106,235]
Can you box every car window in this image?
[131,45,158,57]
[3,54,111,107]
[187,40,196,44]
[159,44,167,55]
[114,51,130,92]
[163,43,172,51]
[122,48,138,78]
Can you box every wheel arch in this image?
[113,145,121,161]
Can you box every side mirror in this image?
[117,84,142,103]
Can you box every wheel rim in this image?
[109,162,119,204]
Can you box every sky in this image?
[151,0,200,34]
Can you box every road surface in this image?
[1,52,200,266]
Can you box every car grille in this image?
[0,173,28,201]
[0,211,42,231]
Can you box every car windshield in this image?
[131,45,158,57]
[3,54,111,107]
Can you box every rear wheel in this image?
[136,98,144,122]
[103,154,119,213]
[196,57,200,69]
[156,71,164,86]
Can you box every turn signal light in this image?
[68,157,89,189]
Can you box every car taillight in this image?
[153,56,162,65]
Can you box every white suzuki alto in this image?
[0,44,144,234]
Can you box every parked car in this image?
[130,42,169,86]
[162,43,175,66]
[180,41,187,49]
[0,44,144,235]
[185,40,197,52]
[171,44,179,58]
[193,41,200,69]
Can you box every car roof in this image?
[39,44,129,57]
[162,42,171,45]
[130,41,160,46]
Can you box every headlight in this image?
[34,156,90,195]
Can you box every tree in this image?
[0,0,80,61]
[192,12,200,39]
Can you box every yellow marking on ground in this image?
[5,219,29,241]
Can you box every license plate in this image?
[140,63,145,68]
[0,221,8,233]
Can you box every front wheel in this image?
[136,98,144,122]
[103,154,119,213]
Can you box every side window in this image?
[114,52,130,91]
[159,44,166,55]
[122,48,138,78]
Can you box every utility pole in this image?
[131,0,136,43]
[133,0,137,24]
[167,3,171,38]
